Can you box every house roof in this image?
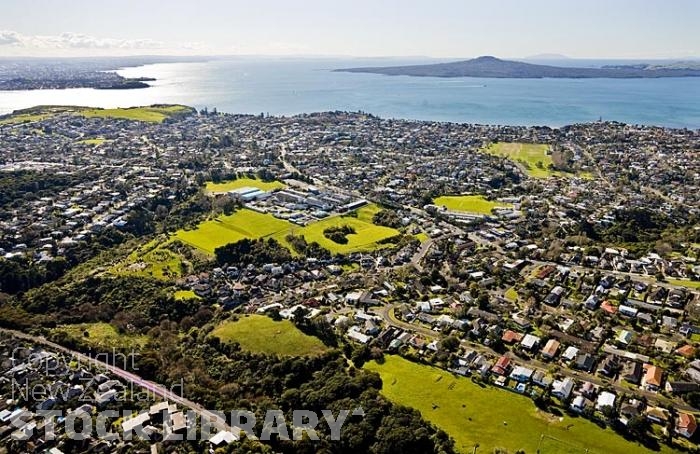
[596,391,616,409]
[563,346,579,360]
[511,366,534,378]
[502,329,524,344]
[646,406,671,422]
[552,377,574,397]
[617,330,633,344]
[643,364,663,387]
[492,355,511,375]
[676,413,697,436]
[521,334,541,349]
[542,339,560,357]
[675,344,696,358]
[600,301,618,314]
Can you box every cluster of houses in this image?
[0,335,238,453]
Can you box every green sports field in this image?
[174,209,295,254]
[174,203,399,255]
[433,195,512,215]
[277,204,400,254]
[211,315,328,356]
[365,355,677,454]
[205,177,285,193]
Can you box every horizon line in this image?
[1,53,699,62]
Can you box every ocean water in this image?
[0,58,698,128]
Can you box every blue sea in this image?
[0,57,699,128]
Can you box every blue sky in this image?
[1,0,698,58]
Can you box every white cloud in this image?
[0,29,201,53]
[0,30,22,45]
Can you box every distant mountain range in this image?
[334,56,700,79]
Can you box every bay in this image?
[0,58,698,128]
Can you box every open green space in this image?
[504,287,519,301]
[77,137,108,146]
[211,315,328,356]
[78,105,192,123]
[1,105,191,125]
[174,203,399,256]
[365,355,676,454]
[110,238,187,280]
[52,322,148,349]
[414,232,430,243]
[667,278,700,289]
[205,177,285,193]
[275,204,400,254]
[0,112,53,125]
[485,142,565,178]
[174,209,295,254]
[174,289,201,301]
[433,195,512,215]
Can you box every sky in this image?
[1,0,698,59]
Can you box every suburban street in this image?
[372,305,697,412]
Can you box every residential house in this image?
[552,377,575,400]
[541,339,560,360]
[562,346,579,362]
[520,334,541,351]
[574,353,595,372]
[579,381,596,399]
[570,396,590,413]
[502,329,524,345]
[492,356,512,376]
[598,355,619,377]
[622,361,643,384]
[642,364,663,391]
[645,406,671,425]
[596,391,616,411]
[510,366,534,383]
[675,413,697,439]
[616,330,634,346]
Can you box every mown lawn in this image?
[52,322,148,349]
[365,355,677,454]
[504,287,519,301]
[667,278,700,289]
[275,204,400,254]
[205,177,285,194]
[77,137,108,146]
[433,195,512,215]
[78,105,191,123]
[174,209,295,254]
[174,290,201,301]
[172,203,399,256]
[414,232,430,243]
[212,315,328,356]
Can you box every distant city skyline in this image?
[1,0,698,59]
